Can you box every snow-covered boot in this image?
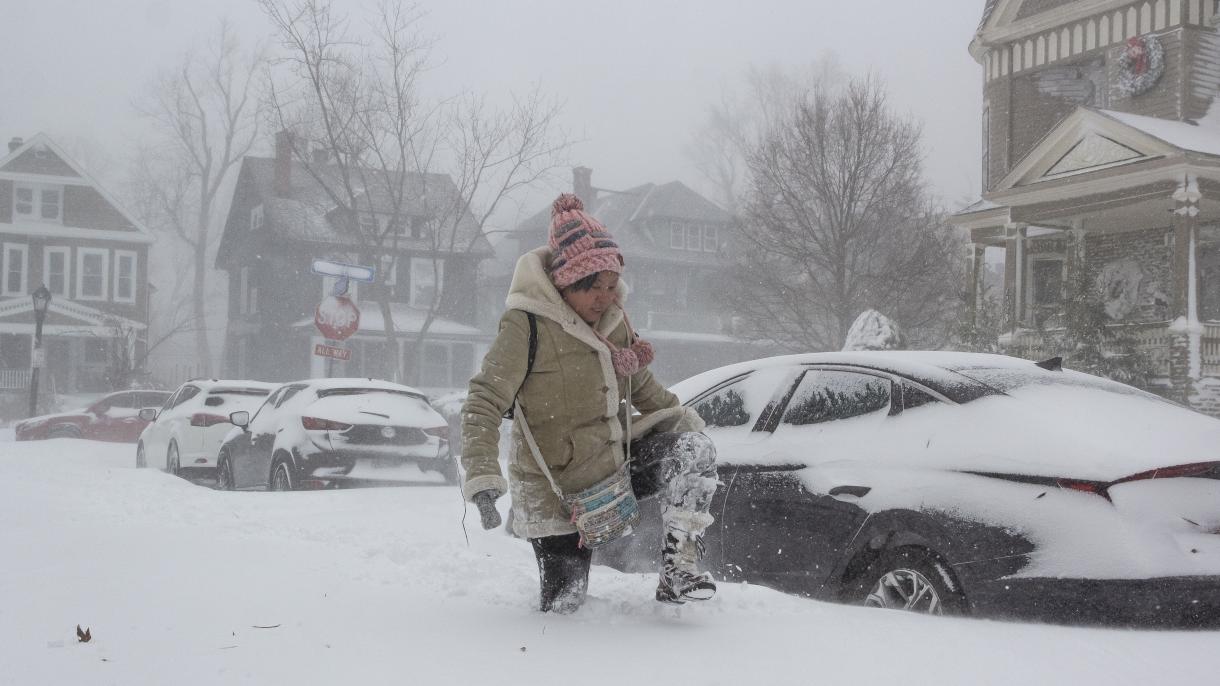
[656,510,716,603]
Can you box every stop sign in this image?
[315,295,361,341]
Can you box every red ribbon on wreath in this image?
[1125,37,1148,75]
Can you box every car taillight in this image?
[301,416,352,431]
[1056,478,1111,500]
[424,426,449,441]
[1111,461,1220,486]
[190,413,229,427]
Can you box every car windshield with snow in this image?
[216,378,454,491]
[597,351,1220,627]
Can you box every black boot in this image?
[531,533,592,613]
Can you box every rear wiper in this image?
[358,410,390,419]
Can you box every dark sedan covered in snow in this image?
[216,378,455,491]
[597,351,1220,627]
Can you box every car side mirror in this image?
[138,408,158,422]
[229,410,251,429]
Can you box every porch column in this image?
[967,243,986,325]
[1170,175,1202,404]
[1003,223,1028,330]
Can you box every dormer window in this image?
[14,183,62,223]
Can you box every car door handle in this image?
[828,485,871,499]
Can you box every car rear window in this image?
[317,387,428,402]
[952,366,1172,404]
[204,388,272,407]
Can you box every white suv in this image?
[137,380,277,477]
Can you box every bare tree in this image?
[132,21,263,376]
[259,0,569,382]
[730,75,962,351]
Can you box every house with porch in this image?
[0,133,151,411]
[954,0,1220,415]
[216,132,494,395]
[489,168,763,385]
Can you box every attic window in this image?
[13,183,61,222]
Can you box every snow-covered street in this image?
[2,435,1217,686]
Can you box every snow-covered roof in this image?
[1098,110,1220,158]
[953,197,1003,216]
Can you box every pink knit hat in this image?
[548,193,623,289]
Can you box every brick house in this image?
[953,0,1220,414]
[216,132,494,394]
[487,168,763,385]
[0,133,152,403]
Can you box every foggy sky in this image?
[0,0,984,222]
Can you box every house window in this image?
[410,216,429,239]
[451,342,474,387]
[1030,258,1064,307]
[250,204,264,231]
[3,243,28,296]
[685,225,701,251]
[702,226,718,252]
[380,255,398,286]
[114,250,137,304]
[360,214,378,235]
[417,341,475,388]
[420,342,449,386]
[237,266,260,314]
[44,247,70,298]
[410,257,442,308]
[13,184,62,222]
[77,248,109,301]
[670,222,685,249]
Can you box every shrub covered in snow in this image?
[842,310,906,351]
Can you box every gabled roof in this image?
[972,1,1129,59]
[0,296,146,331]
[992,107,1194,192]
[225,156,491,256]
[512,179,731,261]
[0,133,153,242]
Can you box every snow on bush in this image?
[842,310,906,351]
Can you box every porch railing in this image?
[0,368,31,390]
[1007,321,1220,378]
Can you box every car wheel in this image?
[216,453,235,491]
[167,441,181,477]
[853,547,966,616]
[269,459,294,492]
[49,424,81,439]
[136,442,147,469]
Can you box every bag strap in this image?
[516,399,565,500]
[502,312,537,420]
[516,370,635,502]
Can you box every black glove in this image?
[473,489,502,530]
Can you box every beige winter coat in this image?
[461,247,702,539]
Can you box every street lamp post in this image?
[29,284,51,417]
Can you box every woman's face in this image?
[562,271,619,324]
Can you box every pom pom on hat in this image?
[548,193,623,289]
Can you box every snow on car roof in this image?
[669,350,1033,403]
[291,377,429,397]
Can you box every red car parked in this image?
[14,390,171,443]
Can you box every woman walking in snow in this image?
[460,193,720,613]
